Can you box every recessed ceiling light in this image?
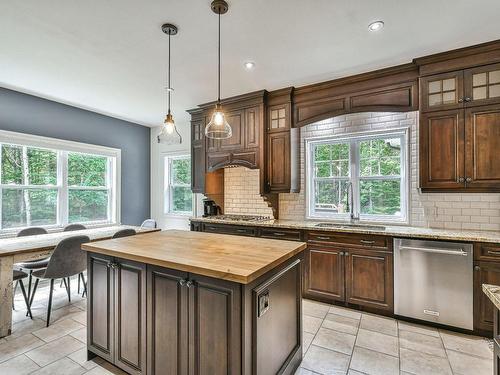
[368,21,384,32]
[244,61,255,70]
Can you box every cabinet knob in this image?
[464,97,472,102]
[339,251,344,256]
[344,251,349,256]
[465,177,472,183]
[179,279,187,286]
[458,98,464,103]
[458,177,465,183]
[474,265,481,271]
[186,280,194,288]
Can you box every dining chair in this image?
[140,219,157,229]
[112,228,137,238]
[28,235,90,326]
[12,270,33,319]
[14,227,50,310]
[62,223,87,294]
[63,223,87,232]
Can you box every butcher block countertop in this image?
[82,230,306,284]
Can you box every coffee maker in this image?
[203,199,221,217]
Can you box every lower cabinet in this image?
[304,244,394,312]
[87,254,147,375]
[474,261,500,333]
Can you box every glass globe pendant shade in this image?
[157,112,182,145]
[205,103,232,139]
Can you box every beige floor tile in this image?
[398,320,440,337]
[301,344,350,375]
[0,354,40,374]
[70,327,87,344]
[329,306,361,320]
[350,346,399,375]
[303,315,323,334]
[355,328,398,357]
[360,314,398,337]
[6,318,46,341]
[348,370,366,375]
[303,331,315,352]
[440,330,492,359]
[68,348,99,370]
[399,330,446,357]
[400,347,452,375]
[71,311,87,326]
[312,327,356,355]
[295,368,316,375]
[30,357,86,375]
[85,357,128,375]
[0,333,45,363]
[322,313,359,335]
[25,335,85,367]
[303,300,330,319]
[34,305,85,325]
[32,318,85,343]
[447,349,493,375]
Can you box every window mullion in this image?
[350,141,360,218]
[59,151,68,226]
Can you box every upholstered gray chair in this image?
[29,235,90,326]
[13,270,33,319]
[14,227,50,308]
[62,223,87,294]
[140,219,157,229]
[112,228,137,238]
[63,223,87,232]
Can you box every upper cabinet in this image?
[189,110,206,194]
[464,63,500,107]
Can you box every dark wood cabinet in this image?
[464,63,500,108]
[345,248,393,311]
[419,109,465,190]
[420,71,464,113]
[190,113,206,194]
[147,266,188,375]
[304,244,345,302]
[267,131,291,192]
[87,255,147,375]
[219,109,245,151]
[474,261,500,333]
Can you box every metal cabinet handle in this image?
[465,177,472,183]
[360,240,375,245]
[107,262,118,269]
[458,177,465,183]
[464,97,472,102]
[316,236,331,240]
[186,280,194,288]
[344,251,349,256]
[474,265,481,271]
[273,232,286,236]
[458,98,464,103]
[487,251,500,256]
[339,251,344,256]
[179,279,187,286]
[236,229,247,233]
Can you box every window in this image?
[165,155,192,215]
[0,131,119,231]
[307,130,407,222]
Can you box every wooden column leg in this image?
[0,256,14,338]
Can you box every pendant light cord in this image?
[217,11,221,103]
[167,31,171,115]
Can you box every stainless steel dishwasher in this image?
[394,238,473,330]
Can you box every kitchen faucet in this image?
[347,181,359,223]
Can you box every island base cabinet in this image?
[87,254,147,375]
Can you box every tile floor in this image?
[0,277,494,375]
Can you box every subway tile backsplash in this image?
[222,112,500,230]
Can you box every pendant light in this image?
[205,0,232,140]
[157,23,182,145]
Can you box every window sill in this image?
[306,216,408,226]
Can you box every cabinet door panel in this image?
[219,109,244,151]
[420,71,464,112]
[345,249,393,311]
[191,143,205,193]
[267,131,290,192]
[147,266,188,375]
[88,253,114,362]
[245,106,260,148]
[464,63,500,107]
[304,245,345,302]
[188,275,241,375]
[114,259,146,375]
[474,261,500,332]
[419,109,465,189]
[465,105,500,189]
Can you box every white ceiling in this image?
[1,0,500,128]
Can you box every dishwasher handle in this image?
[399,245,468,257]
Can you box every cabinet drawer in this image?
[202,223,256,237]
[475,242,500,261]
[307,231,390,250]
[260,228,302,241]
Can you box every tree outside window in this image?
[165,156,192,215]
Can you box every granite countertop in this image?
[190,217,500,244]
[82,230,306,284]
[483,284,500,310]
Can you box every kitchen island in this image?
[82,230,306,375]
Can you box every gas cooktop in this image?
[207,214,272,222]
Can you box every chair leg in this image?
[12,281,18,310]
[46,279,55,327]
[64,277,71,303]
[25,271,33,317]
[78,273,81,294]
[81,274,87,298]
[60,279,63,288]
[28,278,39,310]
[18,280,33,319]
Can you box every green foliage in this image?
[69,190,108,223]
[170,158,192,213]
[68,153,107,187]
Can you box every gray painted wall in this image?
[0,87,150,225]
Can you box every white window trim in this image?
[305,127,410,224]
[0,130,121,233]
[163,153,193,217]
